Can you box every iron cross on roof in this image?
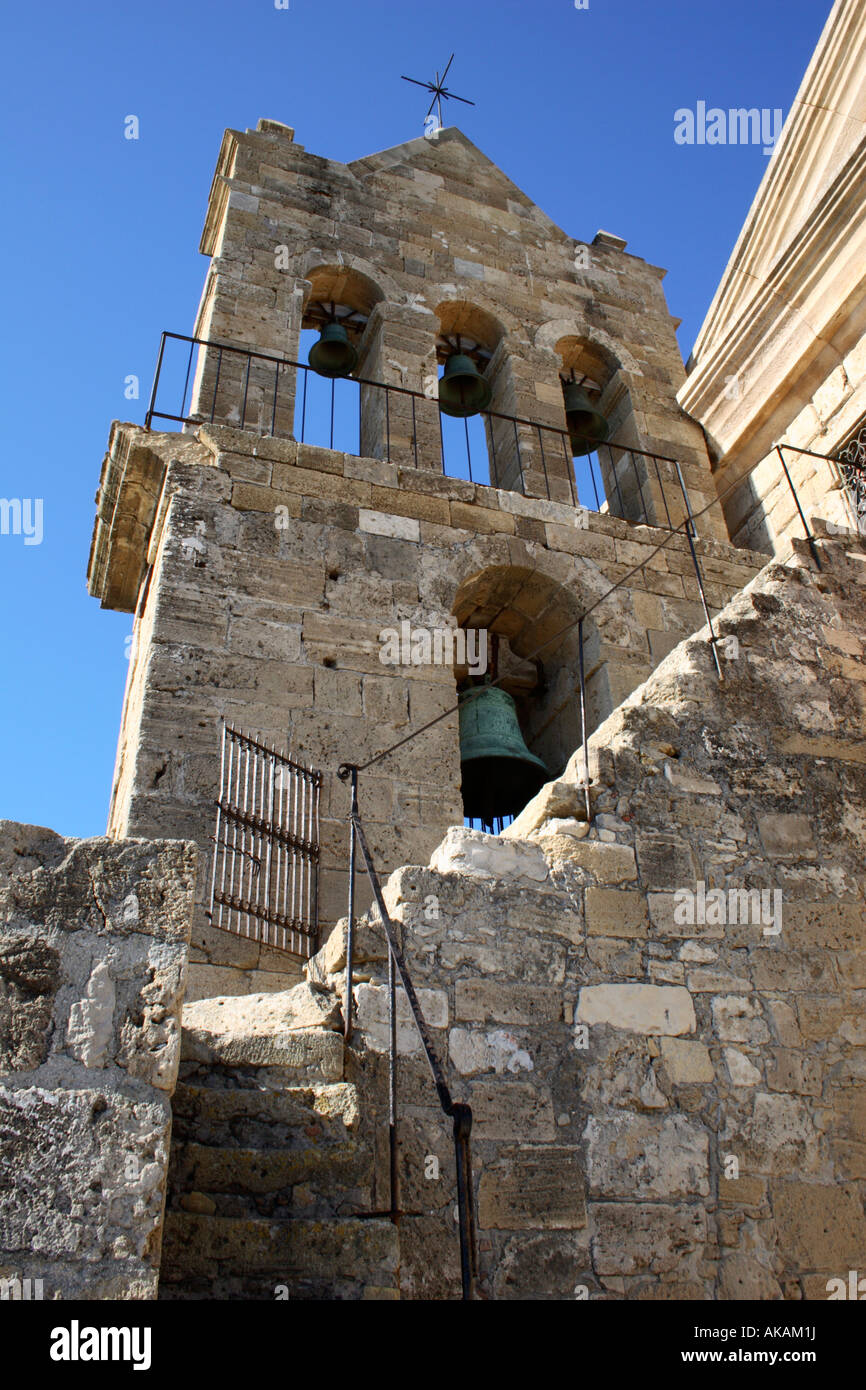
[401,53,475,131]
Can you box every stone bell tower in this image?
[88,118,764,1002]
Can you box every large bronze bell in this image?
[459,683,549,821]
[439,353,493,418]
[308,322,358,379]
[563,380,609,456]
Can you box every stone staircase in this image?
[158,978,399,1300]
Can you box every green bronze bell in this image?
[458,684,549,821]
[439,353,493,418]
[563,381,609,456]
[308,322,358,379]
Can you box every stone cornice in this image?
[199,129,239,258]
[87,426,210,613]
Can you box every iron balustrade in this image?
[144,330,701,533]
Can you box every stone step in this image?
[167,1137,372,1215]
[158,1272,399,1301]
[180,1024,344,1082]
[180,983,344,1077]
[305,916,388,987]
[170,1079,360,1148]
[158,1213,399,1297]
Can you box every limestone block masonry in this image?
[192,120,729,532]
[0,824,196,1299]
[86,115,768,1004]
[301,532,866,1300]
[89,422,766,1001]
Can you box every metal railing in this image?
[338,764,478,1301]
[207,723,322,958]
[144,330,700,531]
[770,437,866,560]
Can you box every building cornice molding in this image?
[200,130,239,258]
[688,0,866,364]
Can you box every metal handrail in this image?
[337,763,478,1301]
[143,329,698,530]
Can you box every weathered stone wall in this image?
[332,532,866,1299]
[722,345,866,553]
[89,422,764,1002]
[0,823,196,1299]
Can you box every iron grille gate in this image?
[207,723,322,958]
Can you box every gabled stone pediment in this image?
[347,126,569,240]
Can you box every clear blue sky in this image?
[0,0,830,838]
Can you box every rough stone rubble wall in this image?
[0,824,195,1299]
[341,534,866,1299]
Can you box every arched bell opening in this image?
[451,564,603,833]
[434,301,506,487]
[555,336,654,525]
[554,339,617,512]
[295,267,384,452]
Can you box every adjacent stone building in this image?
[679,0,866,551]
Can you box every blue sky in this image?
[0,0,830,837]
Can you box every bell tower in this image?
[88,117,763,1002]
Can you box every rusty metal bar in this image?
[630,450,649,524]
[144,332,167,431]
[208,726,321,958]
[653,455,674,529]
[411,393,418,469]
[388,943,399,1219]
[180,337,195,419]
[775,445,823,569]
[271,362,280,437]
[685,526,724,681]
[241,354,251,431]
[209,348,223,424]
[577,619,592,823]
[536,424,551,500]
[344,766,358,1041]
[587,450,602,511]
[338,776,478,1298]
[464,417,473,483]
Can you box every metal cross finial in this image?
[401,53,475,129]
